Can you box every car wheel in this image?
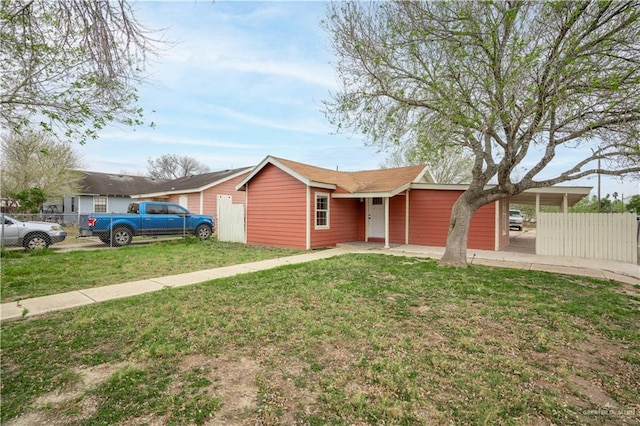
[112,227,133,247]
[195,224,212,240]
[99,236,111,244]
[24,233,50,249]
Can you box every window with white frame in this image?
[315,193,329,229]
[94,196,107,213]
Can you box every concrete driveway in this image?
[504,229,536,254]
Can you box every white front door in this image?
[368,197,385,238]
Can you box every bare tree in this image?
[0,131,84,203]
[324,1,640,267]
[0,0,161,144]
[147,154,210,180]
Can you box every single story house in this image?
[132,167,253,231]
[62,171,166,224]
[236,156,590,251]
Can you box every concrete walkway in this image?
[2,245,638,322]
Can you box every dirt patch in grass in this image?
[6,356,264,426]
[7,362,133,426]
[202,355,261,425]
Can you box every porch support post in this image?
[562,193,568,214]
[384,196,390,249]
[365,198,369,242]
[535,193,540,220]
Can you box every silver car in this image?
[1,215,67,249]
[509,209,524,231]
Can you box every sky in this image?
[75,0,639,200]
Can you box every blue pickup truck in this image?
[80,201,214,246]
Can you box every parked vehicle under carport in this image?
[509,209,524,231]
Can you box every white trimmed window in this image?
[94,196,107,213]
[315,193,329,229]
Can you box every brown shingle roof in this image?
[273,157,428,194]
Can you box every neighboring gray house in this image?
[62,171,165,224]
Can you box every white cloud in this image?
[139,1,337,90]
[203,105,332,135]
[97,131,263,150]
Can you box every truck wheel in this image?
[195,224,212,240]
[112,227,133,247]
[23,233,50,249]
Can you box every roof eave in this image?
[332,191,397,198]
[236,156,336,191]
[190,167,253,193]
[136,168,254,197]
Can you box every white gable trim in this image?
[414,165,436,183]
[236,155,336,191]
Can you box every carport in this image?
[507,186,636,264]
[505,186,592,255]
[509,186,592,216]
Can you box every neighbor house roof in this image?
[78,171,166,196]
[132,167,254,198]
[236,156,434,197]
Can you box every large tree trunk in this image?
[439,191,482,267]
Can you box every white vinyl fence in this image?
[216,195,245,243]
[536,212,638,264]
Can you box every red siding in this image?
[246,164,308,249]
[202,175,248,226]
[408,190,497,250]
[309,191,364,248]
[389,193,407,244]
[469,203,497,250]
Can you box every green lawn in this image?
[2,253,638,425]
[0,238,301,302]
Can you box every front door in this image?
[368,197,385,238]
